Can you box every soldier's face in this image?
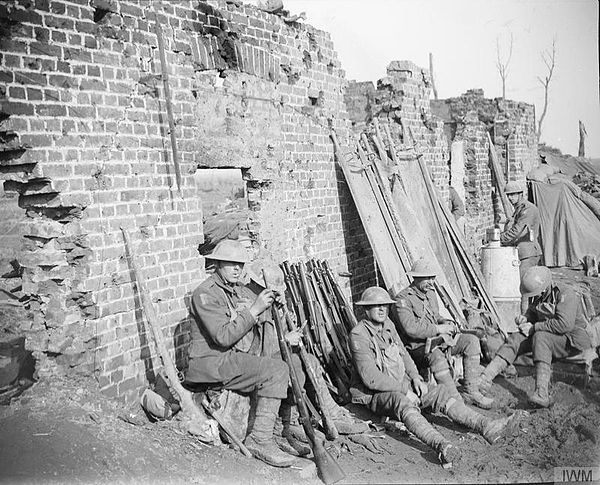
[216,261,245,284]
[507,192,522,205]
[365,304,388,324]
[414,276,435,293]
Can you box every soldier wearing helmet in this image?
[477,266,593,407]
[349,286,517,467]
[186,239,297,467]
[501,181,542,311]
[392,259,493,409]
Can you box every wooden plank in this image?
[332,132,409,294]
[487,132,513,219]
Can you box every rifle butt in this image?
[311,438,346,485]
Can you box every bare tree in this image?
[536,39,557,141]
[496,32,513,99]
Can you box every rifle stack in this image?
[281,260,357,402]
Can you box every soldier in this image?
[393,259,492,409]
[501,181,542,312]
[349,287,516,467]
[186,239,296,467]
[478,266,593,407]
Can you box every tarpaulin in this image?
[531,177,600,267]
[540,152,600,178]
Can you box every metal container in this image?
[481,242,521,333]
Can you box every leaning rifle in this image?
[263,272,345,485]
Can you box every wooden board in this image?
[334,139,409,295]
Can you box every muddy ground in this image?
[0,268,599,484]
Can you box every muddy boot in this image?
[528,362,552,408]
[245,397,297,467]
[444,398,517,444]
[279,403,311,457]
[402,406,460,468]
[462,355,494,409]
[478,356,508,395]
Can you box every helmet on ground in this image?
[504,181,524,194]
[409,259,437,278]
[206,239,250,264]
[356,286,395,306]
[520,266,552,297]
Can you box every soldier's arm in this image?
[394,298,439,339]
[500,213,528,245]
[191,290,256,348]
[533,289,578,335]
[350,329,402,393]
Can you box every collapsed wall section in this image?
[432,89,538,252]
[0,0,364,403]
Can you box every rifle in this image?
[321,260,359,330]
[263,271,345,485]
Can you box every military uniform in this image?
[349,314,513,463]
[500,198,542,279]
[393,285,481,378]
[495,282,592,366]
[187,271,288,399]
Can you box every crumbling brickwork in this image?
[431,89,538,253]
[0,0,369,403]
[346,61,450,198]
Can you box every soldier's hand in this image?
[412,378,428,397]
[518,321,533,336]
[515,314,527,326]
[249,289,275,318]
[284,329,303,347]
[437,323,455,335]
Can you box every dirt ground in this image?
[1,268,599,484]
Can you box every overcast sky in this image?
[285,0,600,158]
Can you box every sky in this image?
[285,0,600,158]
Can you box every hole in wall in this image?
[93,7,110,23]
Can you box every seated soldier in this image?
[478,266,593,408]
[186,239,296,467]
[393,260,492,408]
[349,287,516,466]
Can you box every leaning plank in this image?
[332,131,409,294]
[486,132,513,219]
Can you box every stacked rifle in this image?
[281,260,357,403]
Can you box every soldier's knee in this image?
[267,358,289,386]
[428,348,446,366]
[461,333,481,355]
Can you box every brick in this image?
[1,101,34,116]
[8,86,26,99]
[36,104,67,117]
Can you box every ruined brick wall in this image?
[0,0,363,402]
[0,188,25,266]
[432,89,538,255]
[343,80,374,133]
[346,61,450,197]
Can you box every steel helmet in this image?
[520,266,552,297]
[206,239,250,263]
[356,286,396,306]
[504,181,524,194]
[409,259,437,278]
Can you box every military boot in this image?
[478,356,508,395]
[461,355,494,409]
[245,397,297,467]
[430,360,461,398]
[279,403,311,457]
[402,406,460,467]
[444,398,517,444]
[528,362,552,408]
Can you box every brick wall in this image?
[431,89,538,255]
[0,0,366,403]
[0,187,25,268]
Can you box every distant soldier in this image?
[349,287,516,467]
[477,266,593,407]
[393,260,493,409]
[501,181,542,312]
